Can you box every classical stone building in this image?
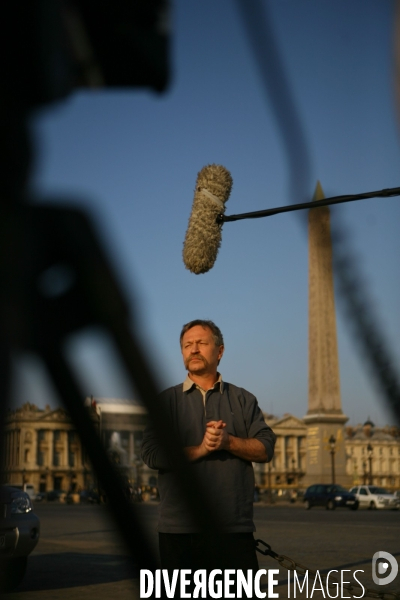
[3,402,400,494]
[2,403,90,493]
[85,396,155,486]
[258,414,307,489]
[345,420,400,488]
[257,415,400,492]
[1,397,154,493]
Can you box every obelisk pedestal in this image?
[303,182,351,487]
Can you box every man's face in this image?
[181,325,224,376]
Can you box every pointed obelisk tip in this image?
[312,180,325,202]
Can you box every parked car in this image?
[349,485,400,510]
[304,484,358,510]
[0,485,40,591]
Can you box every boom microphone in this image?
[183,164,233,274]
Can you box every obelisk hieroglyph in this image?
[303,182,350,486]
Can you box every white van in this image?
[23,485,36,501]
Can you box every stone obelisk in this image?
[303,182,350,486]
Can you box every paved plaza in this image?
[4,502,400,600]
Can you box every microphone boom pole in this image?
[218,185,400,223]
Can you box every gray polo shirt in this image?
[141,376,276,533]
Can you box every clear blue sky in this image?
[11,0,400,427]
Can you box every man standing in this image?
[141,319,276,572]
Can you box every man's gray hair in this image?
[180,320,224,347]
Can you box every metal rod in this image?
[218,186,400,223]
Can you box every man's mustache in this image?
[185,355,207,368]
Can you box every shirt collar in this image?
[183,373,224,394]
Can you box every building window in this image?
[54,430,61,442]
[53,452,61,467]
[37,451,45,467]
[69,452,75,467]
[38,429,46,442]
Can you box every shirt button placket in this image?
[205,390,217,422]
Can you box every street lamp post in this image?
[329,435,336,485]
[362,461,367,485]
[367,443,373,485]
